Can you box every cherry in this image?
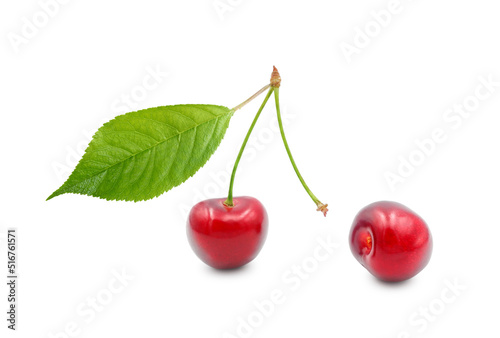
[186,77,274,269]
[187,196,268,269]
[186,67,327,269]
[349,201,432,282]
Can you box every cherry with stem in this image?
[187,81,273,269]
[187,66,327,270]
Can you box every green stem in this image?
[224,87,275,207]
[274,87,328,216]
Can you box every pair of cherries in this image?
[186,68,432,282]
[187,199,432,282]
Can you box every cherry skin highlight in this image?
[349,201,433,282]
[187,196,268,269]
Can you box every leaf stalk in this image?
[232,84,271,112]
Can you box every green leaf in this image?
[47,104,234,201]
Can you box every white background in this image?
[1,0,500,337]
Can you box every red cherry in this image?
[349,201,432,282]
[187,196,268,269]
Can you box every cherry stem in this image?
[224,87,275,207]
[273,88,328,216]
[232,84,271,112]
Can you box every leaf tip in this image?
[46,188,63,201]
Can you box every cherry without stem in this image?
[349,201,433,282]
